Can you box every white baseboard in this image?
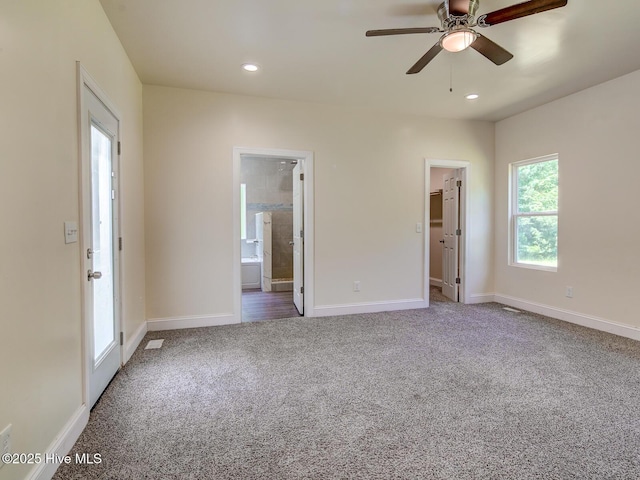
[147,313,239,331]
[429,277,443,287]
[468,293,496,304]
[124,320,148,363]
[313,298,428,317]
[494,294,640,341]
[27,405,89,480]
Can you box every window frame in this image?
[509,154,559,272]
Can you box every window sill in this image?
[508,262,557,273]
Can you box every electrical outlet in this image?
[353,281,361,292]
[566,286,573,298]
[0,424,12,469]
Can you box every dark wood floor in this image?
[242,286,451,323]
[242,289,302,323]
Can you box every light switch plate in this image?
[64,221,78,244]
[416,222,423,233]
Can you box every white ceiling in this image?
[99,0,640,121]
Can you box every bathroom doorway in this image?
[233,148,314,323]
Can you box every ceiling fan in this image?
[366,0,568,74]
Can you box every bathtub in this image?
[241,258,262,290]
[270,278,293,292]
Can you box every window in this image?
[510,154,558,271]
[240,183,247,240]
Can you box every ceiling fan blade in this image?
[470,34,514,65]
[407,43,443,74]
[366,27,440,37]
[447,0,471,16]
[477,0,567,27]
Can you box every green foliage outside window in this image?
[514,158,558,267]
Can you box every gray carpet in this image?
[54,291,640,479]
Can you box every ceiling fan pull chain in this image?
[450,64,453,93]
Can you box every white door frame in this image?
[77,63,124,407]
[425,159,470,305]
[292,161,304,314]
[232,147,315,321]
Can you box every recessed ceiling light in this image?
[465,93,479,100]
[242,63,259,72]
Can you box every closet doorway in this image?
[426,160,469,304]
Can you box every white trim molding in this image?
[27,406,89,480]
[147,314,238,331]
[314,298,428,317]
[494,294,640,341]
[429,277,443,288]
[124,321,148,363]
[468,293,496,304]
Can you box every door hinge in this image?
[456,229,462,236]
[119,332,124,346]
[300,230,304,239]
[117,141,121,155]
[111,189,116,200]
[300,173,304,181]
[300,286,304,294]
[455,277,461,285]
[119,237,123,251]
[456,180,462,187]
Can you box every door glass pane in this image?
[91,124,115,362]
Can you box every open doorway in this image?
[426,160,469,305]
[233,148,314,323]
[240,156,298,321]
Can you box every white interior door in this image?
[81,83,121,408]
[293,162,304,314]
[442,170,461,302]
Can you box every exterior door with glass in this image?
[80,78,121,408]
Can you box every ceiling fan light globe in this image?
[441,29,477,53]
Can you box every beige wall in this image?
[143,86,495,321]
[0,1,145,479]
[494,69,640,328]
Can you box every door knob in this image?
[289,241,294,246]
[88,270,102,281]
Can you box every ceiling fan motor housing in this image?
[437,0,480,28]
